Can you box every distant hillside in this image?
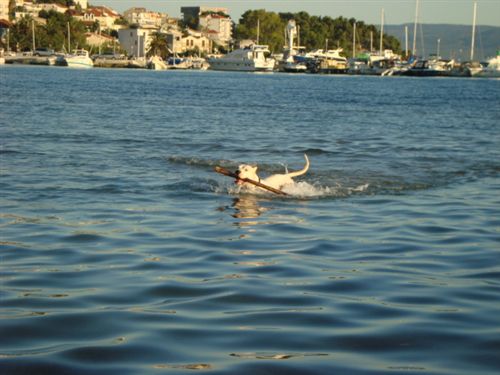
[383,23,499,61]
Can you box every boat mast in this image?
[379,8,384,55]
[256,19,260,45]
[67,22,71,52]
[405,26,408,57]
[412,0,419,56]
[297,25,300,48]
[470,1,477,61]
[98,23,101,55]
[32,19,35,52]
[352,22,356,58]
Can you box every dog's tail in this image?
[287,154,310,178]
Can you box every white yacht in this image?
[208,45,275,72]
[64,49,93,68]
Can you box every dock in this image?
[5,55,56,66]
[93,58,146,69]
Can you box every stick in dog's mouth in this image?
[214,166,288,196]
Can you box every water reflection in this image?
[231,195,269,219]
[217,194,272,230]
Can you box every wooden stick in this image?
[214,166,288,196]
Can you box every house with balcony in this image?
[166,28,212,55]
[199,12,232,47]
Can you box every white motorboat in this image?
[317,48,348,73]
[208,45,275,72]
[64,49,93,68]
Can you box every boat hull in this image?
[208,60,274,72]
[65,60,93,68]
[63,49,94,68]
[403,70,448,77]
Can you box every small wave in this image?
[222,181,370,199]
[294,147,333,155]
[83,184,127,194]
[282,181,335,198]
[0,149,22,155]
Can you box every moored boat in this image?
[64,49,93,68]
[402,59,453,77]
[208,44,275,72]
[317,49,348,74]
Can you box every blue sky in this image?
[100,0,500,26]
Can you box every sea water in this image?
[1,66,499,374]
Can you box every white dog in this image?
[235,154,310,191]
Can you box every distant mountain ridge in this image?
[383,23,499,61]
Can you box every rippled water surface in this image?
[1,66,499,374]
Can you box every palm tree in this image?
[147,32,168,58]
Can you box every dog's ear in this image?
[252,165,258,172]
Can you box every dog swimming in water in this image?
[235,154,310,192]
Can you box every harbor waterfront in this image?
[1,66,499,375]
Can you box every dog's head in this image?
[235,164,258,185]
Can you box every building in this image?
[181,7,232,48]
[71,6,121,31]
[166,28,212,55]
[85,31,115,48]
[199,12,232,47]
[123,7,168,28]
[118,26,157,58]
[181,6,227,27]
[0,0,9,21]
[14,1,81,21]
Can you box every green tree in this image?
[235,10,286,53]
[235,10,401,57]
[10,12,89,52]
[9,16,34,51]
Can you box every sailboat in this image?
[402,0,455,77]
[468,2,499,78]
[348,9,401,75]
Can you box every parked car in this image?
[34,48,55,56]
